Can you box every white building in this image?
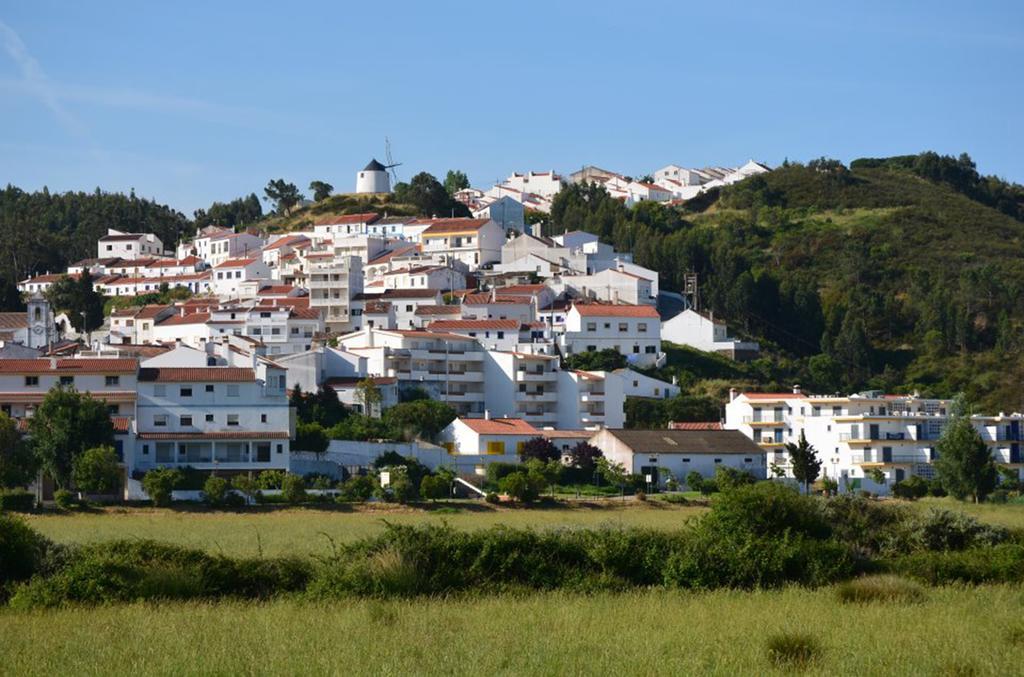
[353,289,441,331]
[559,303,662,368]
[472,196,525,232]
[308,255,363,335]
[0,357,139,421]
[419,218,506,269]
[439,415,541,460]
[502,171,565,198]
[588,428,767,487]
[204,232,265,268]
[661,309,760,360]
[131,360,291,474]
[724,389,1024,494]
[98,229,165,259]
[212,258,272,298]
[313,213,382,241]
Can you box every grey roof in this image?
[363,158,387,172]
[600,429,763,455]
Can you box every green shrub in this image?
[988,489,1010,504]
[338,475,376,502]
[714,465,756,492]
[707,482,830,540]
[499,471,543,503]
[889,544,1024,584]
[486,462,521,487]
[8,539,312,608]
[765,632,821,669]
[222,492,246,509]
[834,575,926,604]
[0,489,36,512]
[904,509,1007,552]
[256,470,286,490]
[54,489,75,511]
[892,475,929,500]
[420,475,450,502]
[141,468,184,507]
[484,492,499,504]
[281,474,307,504]
[928,479,948,497]
[0,513,52,591]
[202,476,229,507]
[660,493,689,505]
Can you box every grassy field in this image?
[21,501,706,557]
[2,585,1023,675]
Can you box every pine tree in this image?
[934,396,997,503]
[785,431,821,495]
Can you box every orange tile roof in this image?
[572,303,659,318]
[0,358,137,374]
[157,312,211,326]
[214,258,258,269]
[314,212,381,226]
[414,305,460,315]
[668,421,723,431]
[137,367,256,383]
[421,218,491,236]
[460,417,540,435]
[427,319,520,331]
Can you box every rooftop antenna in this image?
[384,137,402,184]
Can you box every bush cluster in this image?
[6,483,1024,607]
[0,490,35,512]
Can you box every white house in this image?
[352,289,441,331]
[588,428,767,487]
[419,218,505,269]
[502,171,565,198]
[204,232,265,268]
[559,303,662,368]
[212,258,272,298]
[661,309,759,360]
[98,229,165,259]
[439,415,541,460]
[313,213,382,241]
[0,356,139,420]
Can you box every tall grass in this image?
[1,586,1021,676]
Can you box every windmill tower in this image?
[355,140,402,194]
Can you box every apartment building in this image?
[352,289,440,330]
[0,358,139,420]
[724,389,1024,494]
[307,255,363,334]
[482,351,560,428]
[109,305,176,344]
[335,327,486,416]
[312,213,381,240]
[212,258,272,298]
[661,309,760,360]
[130,362,291,473]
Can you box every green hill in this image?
[550,154,1024,411]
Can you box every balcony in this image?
[517,371,556,382]
[852,453,931,465]
[580,393,604,402]
[743,415,786,425]
[518,391,556,402]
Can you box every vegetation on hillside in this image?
[552,152,1024,410]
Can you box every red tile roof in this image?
[314,212,381,226]
[157,312,211,326]
[414,305,460,315]
[427,319,520,331]
[257,285,300,296]
[263,235,310,250]
[137,367,256,383]
[0,358,137,374]
[572,303,659,318]
[459,417,540,435]
[668,421,724,431]
[421,218,491,236]
[215,258,259,269]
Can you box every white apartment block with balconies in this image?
[307,255,363,334]
[130,361,291,474]
[724,388,1024,494]
[481,350,560,428]
[0,357,139,420]
[212,258,272,298]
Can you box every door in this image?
[869,424,880,440]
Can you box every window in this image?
[24,376,38,387]
[485,441,505,455]
[644,346,656,354]
[205,384,214,393]
[227,414,239,426]
[633,345,640,353]
[586,322,597,332]
[603,323,610,329]
[180,416,193,427]
[105,375,120,386]
[276,444,283,454]
[260,414,267,423]
[744,457,753,463]
[180,387,192,397]
[638,323,647,333]
[205,414,214,422]
[586,345,597,352]
[59,376,74,386]
[714,458,722,464]
[142,444,149,456]
[255,443,271,463]
[154,415,168,427]
[227,385,240,397]
[618,323,628,332]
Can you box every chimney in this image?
[792,384,802,395]
[729,387,737,402]
[49,357,57,370]
[484,409,490,420]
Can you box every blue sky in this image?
[1,1,1021,214]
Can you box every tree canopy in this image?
[392,172,470,218]
[263,179,304,215]
[934,397,998,503]
[29,387,115,489]
[785,431,821,495]
[46,272,105,333]
[443,170,470,196]
[309,181,334,202]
